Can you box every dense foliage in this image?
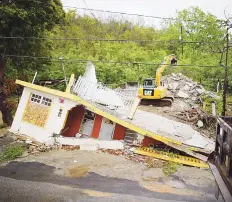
[0,0,64,125]
[33,7,231,92]
[0,0,64,78]
[1,4,232,123]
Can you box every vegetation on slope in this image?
[1,4,232,121]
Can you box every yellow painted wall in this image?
[23,101,50,128]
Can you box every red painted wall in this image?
[113,124,126,140]
[142,136,163,147]
[62,105,85,137]
[91,114,102,139]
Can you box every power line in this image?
[81,0,99,23]
[0,54,226,68]
[62,6,224,24]
[0,36,230,45]
[11,0,224,24]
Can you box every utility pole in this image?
[59,57,68,87]
[180,25,184,56]
[222,20,231,116]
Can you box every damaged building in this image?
[10,62,215,167]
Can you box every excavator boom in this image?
[155,54,177,87]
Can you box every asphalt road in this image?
[0,161,224,202]
[0,176,192,202]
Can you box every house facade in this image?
[10,77,157,147]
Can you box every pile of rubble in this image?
[162,73,220,106]
[15,135,56,155]
[101,145,165,167]
[172,106,214,124]
[101,147,146,164]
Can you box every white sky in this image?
[61,0,232,20]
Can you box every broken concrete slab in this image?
[115,108,215,152]
[162,73,220,107]
[185,133,214,151]
[80,144,99,151]
[177,91,189,99]
[168,82,179,90]
[57,137,124,150]
[197,120,204,128]
[196,88,205,95]
[183,85,191,91]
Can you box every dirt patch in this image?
[82,189,113,197]
[68,165,89,178]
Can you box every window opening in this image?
[30,93,52,107]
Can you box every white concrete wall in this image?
[98,118,115,140]
[10,87,78,143]
[10,87,51,142]
[46,95,77,136]
[10,87,30,134]
[57,137,124,150]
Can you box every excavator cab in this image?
[142,78,156,97]
[143,78,155,87]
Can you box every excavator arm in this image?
[155,54,177,87]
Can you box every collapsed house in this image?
[10,62,215,167]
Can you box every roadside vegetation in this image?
[0,144,25,162]
[163,162,182,176]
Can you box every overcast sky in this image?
[61,0,232,20]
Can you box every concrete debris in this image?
[25,139,33,144]
[183,85,191,91]
[14,134,55,155]
[196,88,205,95]
[0,133,7,139]
[83,61,97,84]
[101,148,147,164]
[28,145,47,154]
[171,107,214,125]
[162,73,220,105]
[61,145,80,151]
[72,63,136,109]
[197,120,204,128]
[101,145,166,167]
[177,91,190,99]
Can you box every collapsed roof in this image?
[15,62,215,161]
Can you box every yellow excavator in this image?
[138,54,177,106]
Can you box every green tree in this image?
[0,0,64,125]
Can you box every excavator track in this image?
[140,96,174,107]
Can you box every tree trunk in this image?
[0,55,13,126]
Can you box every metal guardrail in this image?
[214,117,232,200]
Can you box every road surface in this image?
[0,161,224,202]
